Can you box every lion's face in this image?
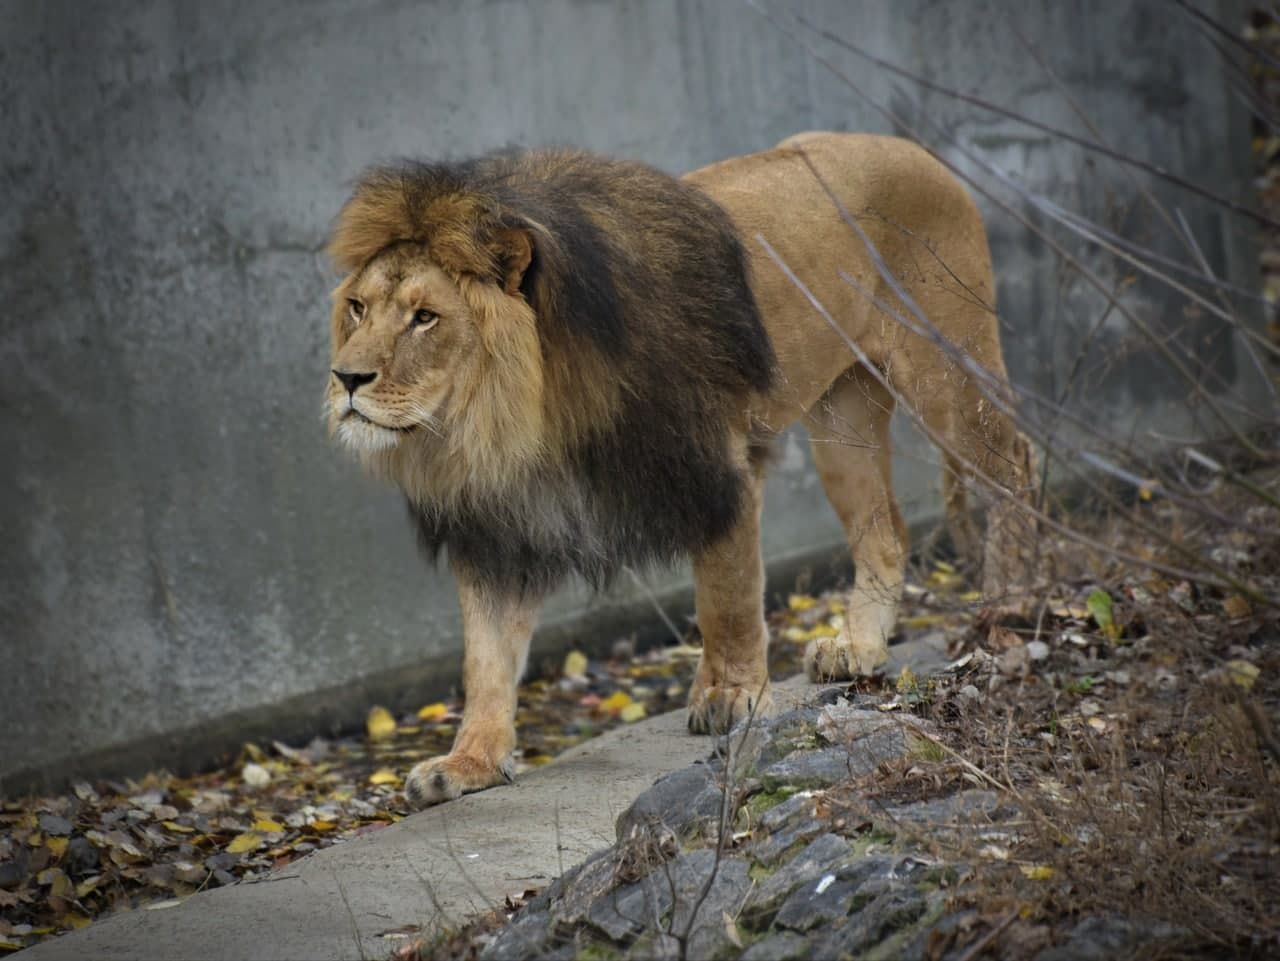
[327,244,482,455]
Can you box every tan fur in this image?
[685,132,1036,691]
[325,133,1035,806]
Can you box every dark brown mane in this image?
[329,148,777,596]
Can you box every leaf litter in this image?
[0,567,974,951]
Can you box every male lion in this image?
[326,132,1034,807]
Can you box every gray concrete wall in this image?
[0,0,1257,793]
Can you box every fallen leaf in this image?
[365,706,397,740]
[561,650,589,679]
[1021,864,1056,880]
[619,702,646,723]
[368,768,401,786]
[415,702,449,722]
[44,837,68,860]
[1222,595,1252,619]
[1223,659,1260,691]
[309,821,337,832]
[1086,589,1121,640]
[241,763,270,788]
[224,832,262,855]
[599,691,632,715]
[252,819,285,834]
[788,593,817,611]
[723,911,743,949]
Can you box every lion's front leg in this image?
[405,571,539,808]
[687,470,774,735]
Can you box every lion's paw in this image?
[404,753,515,809]
[687,680,774,735]
[805,633,888,682]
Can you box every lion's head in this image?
[325,167,556,501]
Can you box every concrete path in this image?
[19,638,946,961]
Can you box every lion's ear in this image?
[491,227,534,297]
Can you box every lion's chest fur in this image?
[409,392,753,596]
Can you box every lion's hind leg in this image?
[687,466,774,734]
[805,366,906,681]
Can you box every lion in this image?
[325,132,1035,807]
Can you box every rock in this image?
[38,814,73,836]
[480,907,556,960]
[812,888,930,956]
[615,761,726,844]
[814,705,902,744]
[752,708,824,767]
[587,874,670,942]
[758,747,861,788]
[744,833,852,923]
[63,836,100,877]
[0,859,25,890]
[667,851,751,959]
[586,848,748,956]
[750,820,824,868]
[546,849,618,927]
[757,792,817,834]
[740,930,809,961]
[774,875,860,932]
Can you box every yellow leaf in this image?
[895,666,918,693]
[163,821,195,833]
[416,702,449,722]
[934,560,957,575]
[828,599,846,614]
[75,877,101,899]
[37,867,74,899]
[252,819,285,834]
[1224,659,1260,691]
[1222,595,1252,619]
[958,591,983,603]
[0,938,24,951]
[366,706,397,740]
[619,702,647,723]
[368,767,402,786]
[600,691,632,715]
[225,832,263,854]
[46,836,68,859]
[310,820,337,832]
[788,593,817,611]
[27,832,43,847]
[66,914,94,930]
[1020,864,1055,880]
[562,650,589,678]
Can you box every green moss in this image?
[574,940,622,961]
[739,786,799,828]
[906,732,946,763]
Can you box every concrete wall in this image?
[0,0,1257,793]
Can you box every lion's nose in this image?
[332,369,377,395]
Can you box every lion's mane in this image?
[329,149,775,596]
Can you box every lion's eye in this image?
[411,309,439,331]
[347,299,365,324]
